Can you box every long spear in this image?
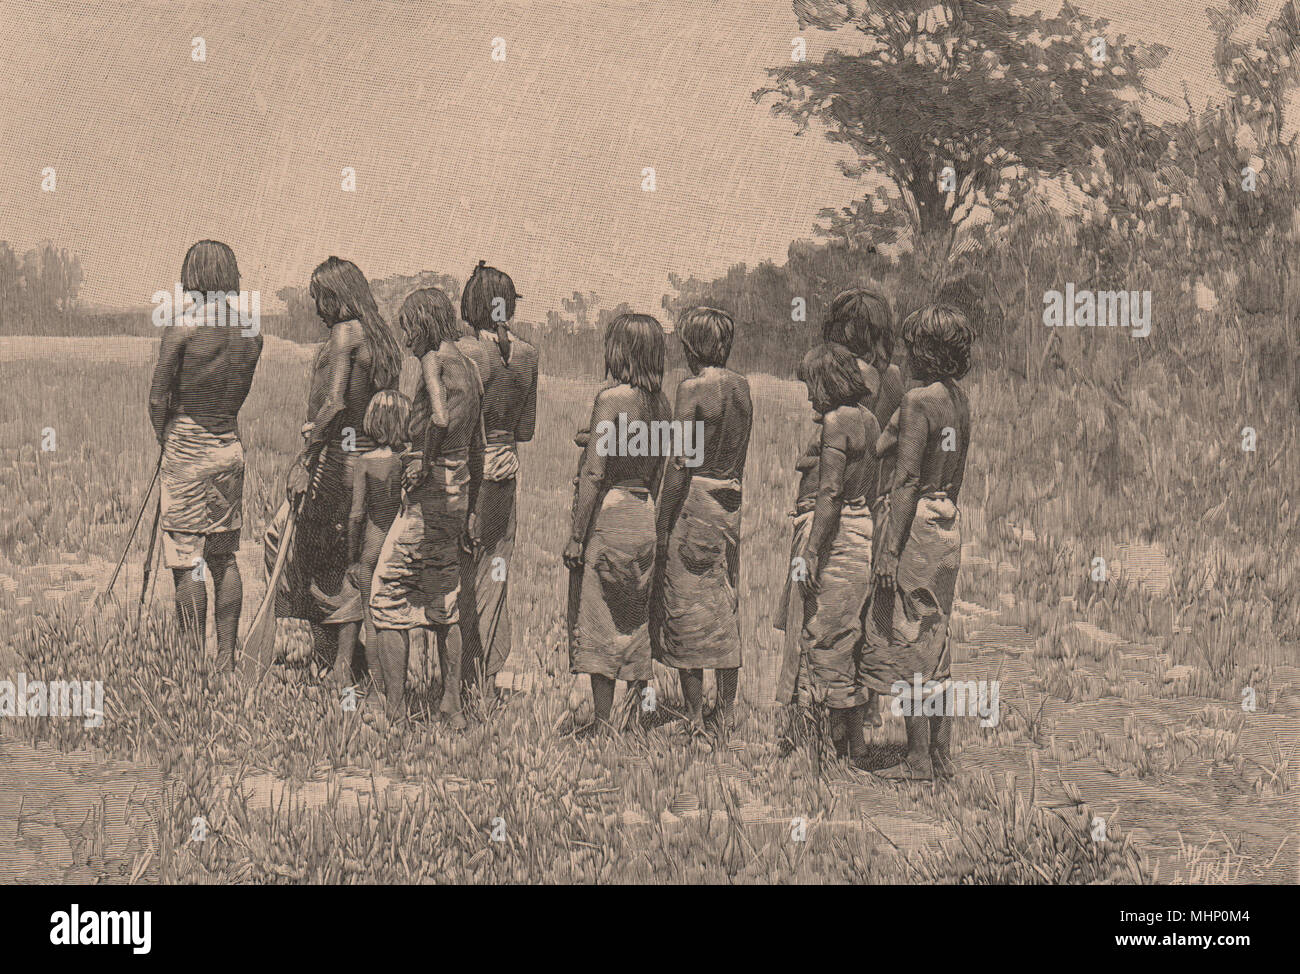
[97,451,163,606]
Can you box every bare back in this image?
[420,342,483,455]
[893,381,971,501]
[307,321,375,441]
[823,403,880,504]
[675,367,751,480]
[457,331,539,442]
[148,302,262,438]
[588,384,671,489]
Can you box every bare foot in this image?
[872,758,933,781]
[574,720,612,740]
[930,752,957,779]
[438,710,468,732]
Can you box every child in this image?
[822,286,901,729]
[774,430,819,706]
[796,344,881,764]
[863,305,974,780]
[347,389,410,691]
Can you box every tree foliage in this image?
[759,0,1168,264]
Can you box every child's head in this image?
[900,304,975,383]
[676,306,735,370]
[797,342,868,415]
[823,287,894,367]
[363,389,411,448]
[604,313,665,393]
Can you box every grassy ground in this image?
[0,336,1294,883]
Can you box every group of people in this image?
[561,289,974,779]
[148,239,975,778]
[778,294,974,781]
[149,241,537,732]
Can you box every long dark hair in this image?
[308,257,401,390]
[461,260,520,366]
[604,313,665,394]
[398,287,460,358]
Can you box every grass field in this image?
[0,335,1295,884]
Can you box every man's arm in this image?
[303,324,359,457]
[655,379,695,545]
[807,412,849,569]
[948,398,970,504]
[147,329,185,443]
[347,459,367,565]
[570,390,617,548]
[885,393,929,557]
[515,348,538,443]
[417,348,450,467]
[465,364,486,518]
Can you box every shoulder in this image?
[512,336,538,365]
[822,405,862,438]
[595,383,635,408]
[727,369,752,400]
[900,383,948,420]
[333,319,365,350]
[857,359,881,391]
[159,319,190,347]
[901,384,937,407]
[456,334,487,361]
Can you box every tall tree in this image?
[758,0,1167,267]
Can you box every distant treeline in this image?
[0,241,84,332]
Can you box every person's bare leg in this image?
[875,714,933,779]
[374,627,409,724]
[363,631,385,695]
[830,706,861,758]
[930,714,956,778]
[715,667,739,732]
[172,568,207,653]
[311,623,337,673]
[436,623,465,729]
[207,552,241,671]
[331,621,359,688]
[589,674,616,732]
[842,704,865,763]
[678,668,704,728]
[863,689,882,727]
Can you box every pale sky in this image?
[0,0,1251,317]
